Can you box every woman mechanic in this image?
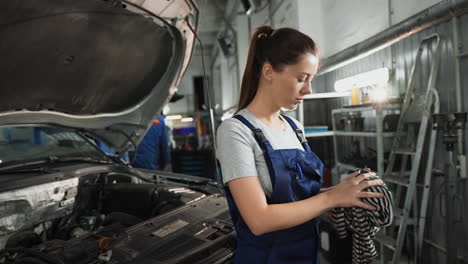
[216,25,385,264]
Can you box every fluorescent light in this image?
[181,117,194,122]
[304,92,351,99]
[334,68,389,93]
[370,86,388,102]
[166,115,182,120]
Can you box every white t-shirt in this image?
[216,108,306,198]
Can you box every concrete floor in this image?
[320,253,331,264]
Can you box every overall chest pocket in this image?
[285,151,324,201]
[291,167,322,200]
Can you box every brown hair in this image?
[236,25,318,112]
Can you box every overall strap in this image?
[232,115,273,149]
[232,115,277,187]
[281,114,311,152]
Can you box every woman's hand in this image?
[326,169,384,210]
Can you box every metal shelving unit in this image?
[304,131,335,138]
[299,94,347,139]
[298,97,401,176]
[334,131,395,137]
[331,104,401,176]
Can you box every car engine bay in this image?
[0,171,235,264]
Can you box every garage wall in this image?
[297,0,443,58]
[169,54,205,115]
[390,0,443,24]
[298,0,390,58]
[305,13,468,263]
[212,50,238,113]
[297,0,324,56]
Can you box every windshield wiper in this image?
[0,167,59,174]
[47,156,113,164]
[0,156,113,173]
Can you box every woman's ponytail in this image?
[236,25,274,112]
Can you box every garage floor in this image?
[320,254,331,264]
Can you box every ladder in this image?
[376,34,441,264]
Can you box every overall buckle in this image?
[253,129,268,143]
[295,129,307,144]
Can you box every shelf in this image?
[334,131,395,137]
[305,131,335,137]
[331,104,401,114]
[304,92,350,99]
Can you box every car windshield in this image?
[0,126,106,167]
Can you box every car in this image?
[0,1,236,263]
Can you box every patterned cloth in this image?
[332,174,393,264]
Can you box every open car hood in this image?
[0,0,198,153]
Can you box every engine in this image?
[0,172,213,264]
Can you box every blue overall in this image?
[223,114,324,264]
[128,115,170,170]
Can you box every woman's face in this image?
[268,53,319,110]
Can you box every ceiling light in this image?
[166,115,182,120]
[181,117,194,122]
[369,85,389,103]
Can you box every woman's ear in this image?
[261,63,273,81]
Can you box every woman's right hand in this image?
[326,170,385,211]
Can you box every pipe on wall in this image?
[450,3,465,156]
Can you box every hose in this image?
[0,248,64,264]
